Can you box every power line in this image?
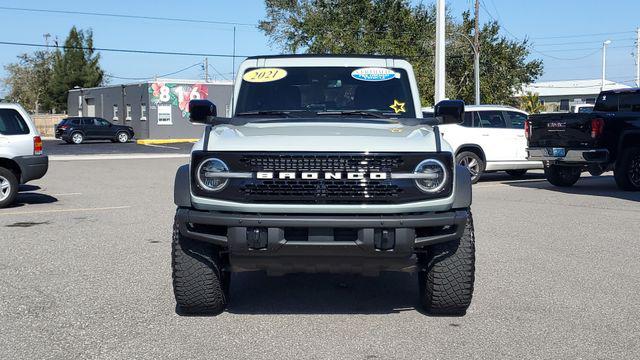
[0,6,257,27]
[106,62,203,81]
[0,40,249,58]
[208,64,230,81]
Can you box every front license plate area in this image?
[550,148,565,157]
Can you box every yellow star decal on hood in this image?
[389,99,406,114]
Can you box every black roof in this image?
[601,87,640,94]
[245,54,408,60]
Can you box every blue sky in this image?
[0,0,639,95]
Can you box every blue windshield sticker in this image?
[351,67,400,82]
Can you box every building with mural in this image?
[67,79,233,139]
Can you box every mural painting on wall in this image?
[149,82,209,118]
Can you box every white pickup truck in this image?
[171,55,476,316]
[0,103,48,208]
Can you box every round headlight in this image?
[414,159,448,193]
[196,158,229,192]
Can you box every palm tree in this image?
[520,92,545,114]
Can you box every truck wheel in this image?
[172,219,229,315]
[614,146,640,191]
[506,169,527,178]
[0,167,19,208]
[419,210,475,315]
[456,151,484,184]
[544,164,581,187]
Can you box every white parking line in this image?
[0,205,131,216]
[475,179,547,188]
[142,143,182,150]
[50,192,83,196]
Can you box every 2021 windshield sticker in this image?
[243,68,288,83]
[389,99,406,114]
[351,67,400,82]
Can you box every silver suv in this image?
[172,55,475,315]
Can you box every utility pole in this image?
[636,27,640,87]
[204,57,209,82]
[434,0,446,103]
[473,0,481,105]
[602,40,611,91]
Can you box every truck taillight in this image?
[591,118,604,139]
[524,120,531,140]
[34,136,43,155]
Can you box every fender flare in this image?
[174,164,191,207]
[452,164,472,209]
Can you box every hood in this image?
[199,120,440,152]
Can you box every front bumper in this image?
[175,207,469,275]
[527,147,609,164]
[14,155,49,183]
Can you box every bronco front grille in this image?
[240,154,403,172]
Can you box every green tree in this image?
[3,50,54,113]
[259,0,543,106]
[519,91,545,114]
[48,26,104,111]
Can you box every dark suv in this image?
[55,117,134,144]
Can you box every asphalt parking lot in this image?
[43,139,192,156]
[1,156,639,359]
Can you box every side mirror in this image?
[189,99,217,124]
[434,100,465,125]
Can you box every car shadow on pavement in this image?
[504,175,640,202]
[5,190,58,209]
[225,272,419,315]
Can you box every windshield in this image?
[235,66,416,118]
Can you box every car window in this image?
[80,118,93,126]
[594,93,618,112]
[618,92,640,112]
[504,111,527,129]
[96,118,110,127]
[462,111,474,127]
[0,108,30,135]
[477,111,507,128]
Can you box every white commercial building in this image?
[518,79,631,112]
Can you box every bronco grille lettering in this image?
[255,171,388,180]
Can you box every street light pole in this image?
[434,0,446,103]
[473,0,480,105]
[601,40,611,91]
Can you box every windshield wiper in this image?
[235,110,295,118]
[315,110,390,119]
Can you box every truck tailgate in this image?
[528,113,597,148]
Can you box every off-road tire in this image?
[172,219,229,315]
[419,209,475,315]
[506,169,528,178]
[614,146,640,191]
[544,164,581,187]
[456,151,485,184]
[0,167,19,208]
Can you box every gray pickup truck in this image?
[172,55,475,315]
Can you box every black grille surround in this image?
[191,152,453,204]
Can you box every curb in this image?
[49,154,190,161]
[136,139,199,145]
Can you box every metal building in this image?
[67,79,233,139]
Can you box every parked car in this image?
[423,105,543,183]
[570,104,594,113]
[55,117,134,144]
[0,103,48,208]
[172,55,476,316]
[527,88,640,190]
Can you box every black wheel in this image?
[70,131,84,144]
[0,167,19,209]
[172,218,229,315]
[614,146,640,191]
[506,169,528,178]
[456,151,484,184]
[544,164,581,187]
[116,131,129,143]
[419,209,475,315]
